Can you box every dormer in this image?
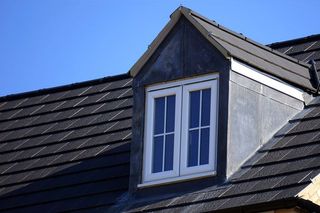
[0,5,320,213]
[129,6,317,195]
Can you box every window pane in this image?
[189,91,200,128]
[152,136,163,173]
[201,88,211,126]
[166,95,175,133]
[164,134,174,171]
[154,97,165,135]
[188,129,199,167]
[200,128,210,165]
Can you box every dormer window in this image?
[142,74,218,186]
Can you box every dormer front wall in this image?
[133,16,229,86]
[130,16,230,194]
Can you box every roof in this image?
[0,8,320,213]
[0,74,133,212]
[269,34,320,74]
[130,6,316,92]
[122,96,320,212]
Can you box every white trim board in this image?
[231,58,305,102]
[138,171,216,188]
[146,73,219,92]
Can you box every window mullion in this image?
[178,86,184,176]
[162,97,167,172]
[197,90,202,166]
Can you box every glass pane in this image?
[154,97,165,135]
[200,128,210,165]
[164,134,174,171]
[189,91,200,128]
[166,95,175,133]
[188,129,199,167]
[152,136,163,173]
[201,88,211,126]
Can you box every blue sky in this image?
[0,0,319,96]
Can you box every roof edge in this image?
[129,6,230,77]
[268,34,320,48]
[0,73,130,102]
[129,6,311,78]
[187,8,311,69]
[129,7,183,77]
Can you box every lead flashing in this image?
[231,58,305,101]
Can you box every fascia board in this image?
[179,7,230,58]
[129,9,182,77]
[129,7,230,77]
[231,58,305,101]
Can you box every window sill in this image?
[138,171,216,188]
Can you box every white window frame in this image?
[180,80,218,176]
[142,74,219,186]
[143,87,182,182]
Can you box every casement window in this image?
[142,75,218,185]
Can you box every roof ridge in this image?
[268,34,320,48]
[0,73,131,102]
[186,7,310,68]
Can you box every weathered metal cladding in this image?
[130,17,230,195]
[133,17,228,87]
[227,71,304,177]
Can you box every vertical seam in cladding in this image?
[162,97,168,172]
[198,90,202,165]
[182,18,186,75]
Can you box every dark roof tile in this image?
[0,74,132,212]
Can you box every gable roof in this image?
[0,8,320,213]
[0,74,133,212]
[130,6,316,92]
